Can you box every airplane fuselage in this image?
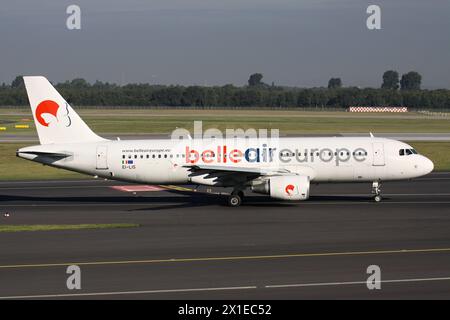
[18,137,434,186]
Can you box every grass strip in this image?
[0,223,140,233]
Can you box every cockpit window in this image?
[399,148,418,156]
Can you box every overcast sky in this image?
[1,0,449,88]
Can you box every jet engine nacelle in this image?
[251,175,310,200]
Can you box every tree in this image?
[400,71,422,90]
[70,78,90,88]
[328,78,342,89]
[248,73,264,87]
[11,75,24,88]
[381,70,399,90]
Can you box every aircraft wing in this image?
[184,164,291,176]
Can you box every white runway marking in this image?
[265,276,450,289]
[0,286,257,299]
[1,276,449,299]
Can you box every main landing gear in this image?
[227,190,245,207]
[372,181,382,202]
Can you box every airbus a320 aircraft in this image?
[17,76,434,206]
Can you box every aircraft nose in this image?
[420,156,434,175]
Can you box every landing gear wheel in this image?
[371,181,382,203]
[227,194,242,207]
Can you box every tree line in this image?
[327,70,422,91]
[0,72,449,109]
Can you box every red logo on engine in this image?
[35,100,60,127]
[285,184,295,195]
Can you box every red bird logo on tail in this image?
[35,100,60,127]
[285,184,295,196]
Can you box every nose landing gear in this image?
[372,181,382,202]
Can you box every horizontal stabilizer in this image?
[16,150,71,158]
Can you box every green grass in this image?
[409,141,450,171]
[0,223,140,233]
[86,115,450,134]
[1,109,449,134]
[0,143,84,180]
[1,109,449,179]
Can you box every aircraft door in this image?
[372,142,385,166]
[96,145,108,170]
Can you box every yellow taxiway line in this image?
[1,247,450,270]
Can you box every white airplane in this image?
[17,76,434,206]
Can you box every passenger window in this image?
[122,155,125,159]
[399,149,404,156]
